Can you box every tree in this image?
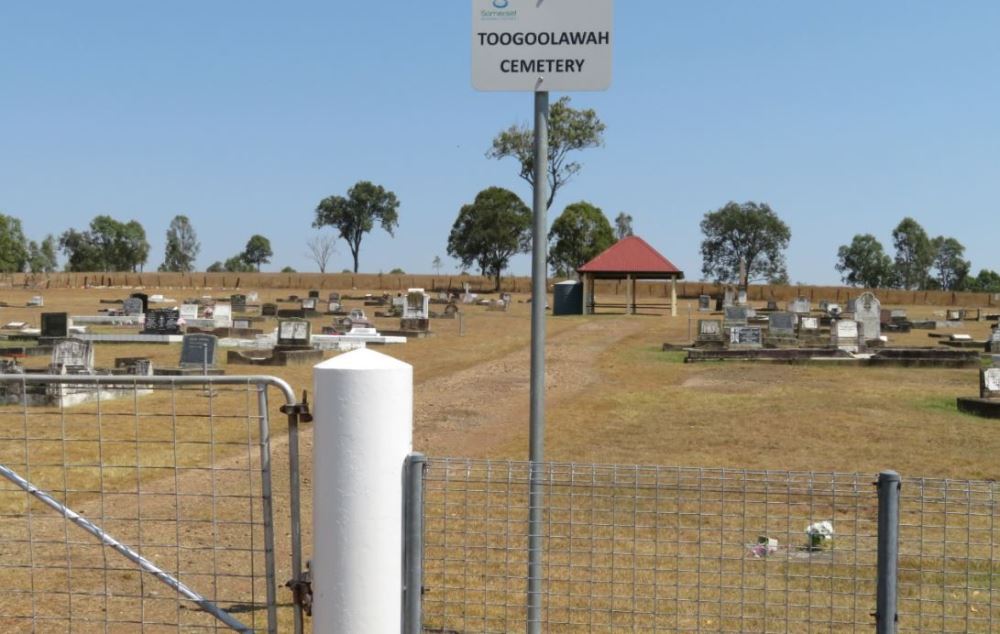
[487,96,606,210]
[305,232,337,273]
[27,235,59,273]
[432,255,443,275]
[242,235,273,272]
[120,220,150,272]
[965,269,1000,293]
[314,181,400,273]
[281,266,297,273]
[59,228,103,271]
[614,212,634,239]
[206,261,225,272]
[930,236,970,291]
[160,215,200,272]
[447,187,532,291]
[699,201,791,289]
[0,214,29,273]
[835,234,894,288]
[224,254,255,273]
[548,201,615,277]
[891,217,934,290]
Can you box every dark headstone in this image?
[122,297,144,316]
[729,326,763,348]
[130,293,149,315]
[308,290,320,299]
[277,319,312,349]
[41,312,69,338]
[262,303,278,317]
[179,334,218,367]
[698,295,711,312]
[143,308,181,334]
[230,294,247,312]
[768,312,796,336]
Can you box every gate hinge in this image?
[281,391,313,423]
[286,559,313,616]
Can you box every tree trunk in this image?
[494,271,502,292]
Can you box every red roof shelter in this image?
[576,236,684,315]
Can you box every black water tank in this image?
[552,280,583,315]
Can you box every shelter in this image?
[576,236,684,316]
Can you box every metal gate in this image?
[0,374,309,633]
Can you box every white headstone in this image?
[852,292,881,340]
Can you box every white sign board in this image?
[472,0,613,92]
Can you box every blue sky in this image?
[2,1,998,283]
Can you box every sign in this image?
[472,0,613,92]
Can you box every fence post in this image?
[876,470,901,634]
[403,453,426,634]
[312,349,413,633]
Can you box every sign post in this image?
[472,2,612,630]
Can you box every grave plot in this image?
[0,339,153,407]
[956,366,1000,419]
[227,318,326,367]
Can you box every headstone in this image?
[230,294,247,312]
[989,329,1000,354]
[729,326,763,348]
[213,303,233,328]
[723,287,735,308]
[51,339,94,373]
[766,299,778,311]
[27,296,44,307]
[130,293,149,315]
[262,303,278,317]
[697,319,724,344]
[698,295,711,312]
[768,312,796,337]
[799,316,819,331]
[891,309,907,321]
[327,300,342,314]
[947,309,962,321]
[247,291,259,303]
[980,368,1000,399]
[122,297,144,316]
[179,304,200,320]
[444,302,460,316]
[349,308,367,322]
[880,309,892,326]
[179,333,218,368]
[233,317,252,330]
[789,296,811,314]
[328,292,341,302]
[115,357,153,376]
[852,292,881,340]
[302,297,318,311]
[723,306,749,329]
[403,289,430,320]
[308,290,320,299]
[143,308,181,334]
[819,300,830,312]
[833,319,861,353]
[277,319,312,348]
[736,290,748,306]
[41,312,69,339]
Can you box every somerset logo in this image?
[481,0,516,20]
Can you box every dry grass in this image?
[0,285,998,631]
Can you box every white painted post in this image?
[312,348,413,633]
[671,277,678,317]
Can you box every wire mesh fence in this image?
[420,458,999,633]
[0,374,297,633]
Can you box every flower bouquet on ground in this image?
[805,520,834,550]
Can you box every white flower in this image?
[805,521,834,538]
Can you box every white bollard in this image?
[312,348,413,633]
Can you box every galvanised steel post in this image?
[403,453,426,634]
[527,88,549,634]
[876,470,901,634]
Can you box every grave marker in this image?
[852,292,881,340]
[51,339,94,373]
[122,297,144,316]
[698,295,711,312]
[980,368,1000,399]
[230,294,247,312]
[41,312,69,339]
[143,308,181,334]
[179,304,199,321]
[789,297,811,314]
[729,326,763,348]
[723,306,748,329]
[768,312,796,337]
[833,319,861,353]
[277,319,312,348]
[799,316,819,331]
[179,333,218,368]
[130,293,149,314]
[262,303,278,317]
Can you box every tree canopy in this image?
[891,217,934,290]
[0,214,29,273]
[835,234,894,288]
[548,201,615,277]
[930,236,970,291]
[242,235,273,272]
[699,201,791,289]
[27,235,59,274]
[160,215,200,272]
[447,187,532,291]
[614,212,634,240]
[58,216,149,272]
[486,96,605,210]
[314,180,399,273]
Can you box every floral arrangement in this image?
[805,521,834,550]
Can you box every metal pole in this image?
[256,387,279,634]
[286,406,305,634]
[527,88,549,634]
[876,470,900,634]
[403,453,426,634]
